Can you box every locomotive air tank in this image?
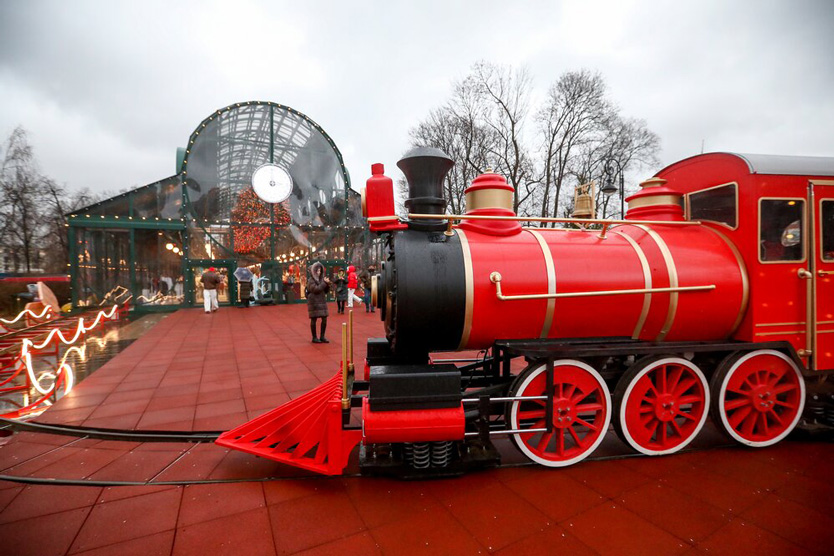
[377,148,748,358]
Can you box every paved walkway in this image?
[1,304,833,555]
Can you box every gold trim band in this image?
[755,330,806,337]
[702,226,750,335]
[465,189,514,211]
[627,194,683,210]
[634,225,678,341]
[613,230,652,339]
[526,229,556,338]
[456,229,474,350]
[756,321,806,327]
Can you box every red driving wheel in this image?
[508,359,611,467]
[614,356,709,456]
[710,350,805,447]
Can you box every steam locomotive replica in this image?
[218,148,834,477]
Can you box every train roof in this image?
[661,152,834,177]
[731,153,834,176]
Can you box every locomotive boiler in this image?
[219,148,834,477]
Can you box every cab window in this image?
[760,199,804,262]
[823,200,833,262]
[688,183,737,228]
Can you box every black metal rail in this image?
[0,417,221,443]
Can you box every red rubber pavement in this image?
[1,304,832,555]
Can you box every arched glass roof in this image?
[182,101,351,227]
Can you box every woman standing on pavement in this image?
[305,261,331,343]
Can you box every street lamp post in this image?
[601,159,625,219]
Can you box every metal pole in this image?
[619,171,625,219]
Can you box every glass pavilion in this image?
[67,101,376,311]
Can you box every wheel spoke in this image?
[773,400,796,409]
[672,377,697,397]
[678,394,703,405]
[518,409,546,420]
[567,424,583,447]
[677,410,697,421]
[728,405,753,428]
[537,431,553,451]
[740,410,758,436]
[772,383,798,396]
[727,384,751,396]
[667,366,683,393]
[723,397,749,411]
[555,427,565,456]
[658,422,667,444]
[570,389,595,406]
[658,366,667,392]
[767,366,787,384]
[573,416,599,431]
[575,402,604,413]
[767,408,784,426]
[669,419,683,437]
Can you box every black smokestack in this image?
[397,147,454,232]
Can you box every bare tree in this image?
[535,70,611,223]
[41,179,96,272]
[0,127,46,272]
[465,61,537,213]
[405,64,660,223]
[407,104,495,215]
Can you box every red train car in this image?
[218,149,834,477]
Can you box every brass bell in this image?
[572,182,595,219]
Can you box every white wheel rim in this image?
[619,357,710,456]
[509,359,612,467]
[718,349,805,447]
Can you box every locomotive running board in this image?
[216,371,362,476]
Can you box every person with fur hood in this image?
[305,261,331,343]
[346,264,362,308]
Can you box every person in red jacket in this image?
[346,265,362,308]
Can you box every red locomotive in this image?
[218,148,834,477]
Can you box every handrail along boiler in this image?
[218,149,834,476]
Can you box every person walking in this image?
[346,265,362,308]
[201,267,222,313]
[305,261,331,343]
[334,269,348,314]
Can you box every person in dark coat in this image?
[238,279,252,308]
[333,270,348,314]
[360,265,376,313]
[200,267,222,313]
[305,261,331,343]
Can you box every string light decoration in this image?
[0,304,123,419]
[230,187,291,256]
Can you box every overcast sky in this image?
[1,0,832,197]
